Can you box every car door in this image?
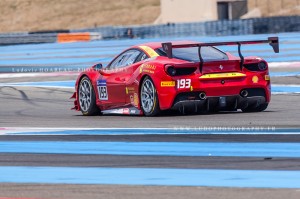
[100,49,142,109]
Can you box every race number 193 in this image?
[177,79,191,89]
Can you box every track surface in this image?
[1,33,300,198]
[1,78,300,198]
[0,82,299,128]
[1,184,299,199]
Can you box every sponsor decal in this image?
[97,80,108,100]
[144,64,156,70]
[139,64,144,73]
[102,107,141,115]
[130,109,137,114]
[177,79,191,89]
[199,72,246,79]
[97,79,106,86]
[102,109,123,114]
[142,69,154,74]
[139,46,159,58]
[134,93,139,107]
[252,75,259,83]
[126,87,135,94]
[161,81,175,87]
[265,75,270,81]
[219,65,224,70]
[139,64,156,74]
[130,95,134,104]
[123,108,130,114]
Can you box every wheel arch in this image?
[138,74,150,95]
[139,74,162,116]
[77,73,98,97]
[77,74,100,115]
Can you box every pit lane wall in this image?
[0,16,299,45]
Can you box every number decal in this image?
[177,79,191,89]
[97,79,108,100]
[98,86,108,100]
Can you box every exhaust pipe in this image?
[199,92,206,100]
[240,90,248,98]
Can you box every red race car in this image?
[71,37,279,116]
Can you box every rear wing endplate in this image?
[162,37,279,72]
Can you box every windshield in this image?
[156,46,228,62]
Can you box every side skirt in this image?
[101,106,143,115]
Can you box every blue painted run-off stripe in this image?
[0,166,300,188]
[272,85,300,93]
[0,81,75,88]
[1,141,300,157]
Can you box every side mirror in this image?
[93,63,103,71]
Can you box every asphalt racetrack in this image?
[0,33,300,199]
[0,82,300,128]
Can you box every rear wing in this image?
[162,37,279,72]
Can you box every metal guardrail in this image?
[0,16,299,45]
[73,16,300,39]
[0,33,57,45]
[252,16,300,34]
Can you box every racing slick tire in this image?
[78,76,100,116]
[140,76,160,116]
[241,102,268,112]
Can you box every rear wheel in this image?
[241,103,268,112]
[78,76,100,116]
[140,77,160,116]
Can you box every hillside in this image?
[248,0,300,17]
[0,0,160,33]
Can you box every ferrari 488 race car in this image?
[71,37,279,116]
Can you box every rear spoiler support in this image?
[197,46,204,73]
[237,43,244,71]
[162,37,279,73]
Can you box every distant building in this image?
[155,0,247,23]
[245,0,300,18]
[155,0,299,23]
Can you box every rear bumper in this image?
[156,72,271,110]
[172,94,266,112]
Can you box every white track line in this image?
[0,72,79,78]
[269,62,300,68]
[1,127,300,135]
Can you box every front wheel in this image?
[78,76,100,116]
[140,77,160,116]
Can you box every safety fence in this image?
[0,16,299,45]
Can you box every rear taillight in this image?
[164,64,197,76]
[166,65,177,76]
[258,62,267,71]
[244,61,268,71]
